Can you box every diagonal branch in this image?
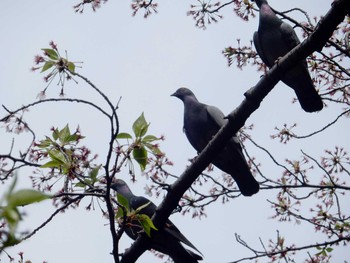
[120,0,350,262]
[20,196,83,242]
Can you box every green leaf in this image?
[116,132,133,140]
[42,48,59,60]
[58,124,71,143]
[116,193,130,218]
[142,135,159,143]
[326,247,333,253]
[36,141,50,148]
[74,175,97,188]
[116,207,124,219]
[65,133,80,143]
[41,61,55,72]
[315,246,331,257]
[134,201,151,214]
[75,181,88,188]
[67,62,75,72]
[133,146,147,171]
[144,143,162,156]
[8,189,50,207]
[48,150,66,164]
[89,165,100,183]
[52,129,59,141]
[1,207,20,231]
[137,214,158,237]
[37,136,54,148]
[40,159,63,168]
[132,113,149,138]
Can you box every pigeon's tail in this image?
[292,83,323,113]
[186,249,203,261]
[167,249,202,263]
[282,63,323,113]
[213,146,260,197]
[153,238,202,263]
[232,171,260,197]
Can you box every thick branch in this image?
[120,0,350,262]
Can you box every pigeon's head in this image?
[251,0,267,8]
[110,179,130,195]
[171,87,195,101]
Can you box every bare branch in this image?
[231,234,350,262]
[21,196,83,242]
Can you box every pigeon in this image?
[253,0,323,112]
[111,179,203,263]
[172,87,259,196]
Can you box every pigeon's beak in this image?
[171,91,178,97]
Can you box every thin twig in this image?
[21,196,83,242]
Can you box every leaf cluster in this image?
[38,125,84,174]
[31,124,103,191]
[31,42,80,98]
[116,193,157,238]
[116,113,163,171]
[40,48,75,74]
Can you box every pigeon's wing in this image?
[279,22,312,71]
[130,195,202,255]
[253,31,271,66]
[183,103,223,153]
[131,196,203,257]
[164,221,203,256]
[185,104,227,150]
[206,105,227,127]
[151,233,202,263]
[279,22,323,112]
[207,105,245,150]
[280,22,300,50]
[130,195,157,217]
[207,105,260,196]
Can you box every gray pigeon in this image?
[253,0,323,112]
[172,87,259,196]
[111,179,203,263]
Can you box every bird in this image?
[171,87,259,196]
[252,0,323,113]
[110,179,203,263]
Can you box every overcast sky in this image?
[1,0,349,262]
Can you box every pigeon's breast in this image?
[259,17,292,67]
[183,105,213,152]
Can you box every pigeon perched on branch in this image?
[253,0,323,112]
[172,87,259,196]
[111,179,203,263]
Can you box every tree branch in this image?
[120,0,350,261]
[231,234,350,263]
[20,196,83,242]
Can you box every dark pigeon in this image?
[253,0,323,112]
[172,87,259,196]
[111,179,203,263]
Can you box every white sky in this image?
[0,0,349,262]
